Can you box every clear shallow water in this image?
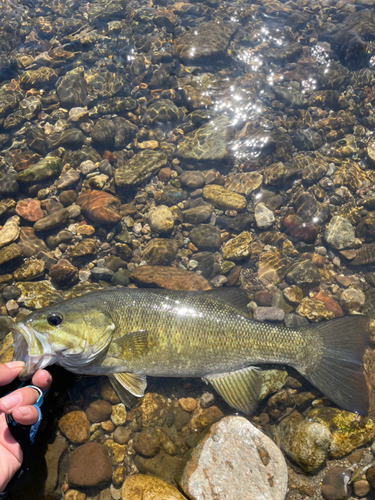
[1,0,375,498]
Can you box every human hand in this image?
[0,361,52,492]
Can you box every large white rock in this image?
[178,416,288,500]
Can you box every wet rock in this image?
[253,307,285,322]
[135,451,180,485]
[324,216,356,250]
[115,150,168,187]
[70,239,97,258]
[122,474,186,500]
[189,224,221,251]
[296,298,335,322]
[85,400,112,424]
[178,416,287,500]
[282,214,318,244]
[91,118,116,146]
[148,205,174,234]
[180,171,205,189]
[183,205,213,224]
[111,403,127,426]
[44,435,67,496]
[224,172,263,196]
[33,208,69,232]
[254,203,275,229]
[49,259,79,287]
[0,216,20,249]
[259,370,288,401]
[258,248,289,287]
[56,69,87,107]
[178,116,230,161]
[59,411,90,444]
[133,427,161,457]
[48,130,85,151]
[273,410,332,473]
[68,442,112,488]
[17,157,62,183]
[203,184,247,211]
[77,190,121,225]
[222,231,252,261]
[143,238,178,266]
[0,171,18,195]
[130,266,211,291]
[13,260,45,281]
[55,168,80,190]
[283,286,303,304]
[307,407,375,459]
[340,288,365,312]
[158,186,188,206]
[113,427,132,445]
[143,99,184,124]
[46,230,73,248]
[16,198,43,222]
[130,393,169,428]
[16,280,60,309]
[0,243,21,266]
[90,267,114,282]
[285,259,320,291]
[18,227,47,257]
[216,213,253,233]
[315,291,344,318]
[321,467,352,500]
[175,19,237,61]
[111,269,130,286]
[59,190,77,207]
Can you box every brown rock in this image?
[315,291,344,318]
[321,467,351,500]
[16,198,43,222]
[85,399,113,423]
[122,474,186,500]
[76,189,121,225]
[133,427,161,457]
[49,259,78,287]
[130,266,211,291]
[68,442,112,488]
[128,393,169,428]
[179,398,197,412]
[189,406,224,433]
[58,411,90,444]
[158,167,171,182]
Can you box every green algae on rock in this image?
[115,149,168,187]
[16,157,62,183]
[307,407,375,459]
[177,116,230,161]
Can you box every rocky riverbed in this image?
[2,0,375,498]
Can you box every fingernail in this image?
[0,393,22,411]
[16,406,31,417]
[5,361,26,369]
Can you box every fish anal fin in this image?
[112,372,147,397]
[203,366,262,415]
[202,288,249,317]
[107,330,150,358]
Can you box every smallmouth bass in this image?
[9,287,370,415]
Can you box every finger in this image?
[12,405,39,426]
[0,386,41,414]
[31,370,52,392]
[0,362,26,387]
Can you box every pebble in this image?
[179,397,197,412]
[111,403,127,426]
[133,427,161,457]
[340,288,365,312]
[0,216,20,249]
[113,426,132,445]
[253,307,285,322]
[58,411,90,444]
[122,474,186,500]
[85,399,113,423]
[68,442,112,488]
[324,216,356,250]
[321,467,352,500]
[15,198,43,222]
[148,205,174,234]
[254,202,275,229]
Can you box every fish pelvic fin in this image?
[108,373,147,408]
[302,315,370,415]
[203,366,262,415]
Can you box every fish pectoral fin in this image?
[107,330,151,358]
[112,372,147,397]
[203,366,262,415]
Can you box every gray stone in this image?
[189,224,221,251]
[324,216,355,250]
[34,209,69,232]
[178,416,288,500]
[253,307,285,322]
[115,150,168,187]
[255,203,275,229]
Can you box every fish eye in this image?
[47,313,63,326]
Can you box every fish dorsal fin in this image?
[107,330,150,358]
[112,372,147,397]
[203,366,262,415]
[202,288,250,317]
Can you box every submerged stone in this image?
[115,150,168,187]
[17,157,62,183]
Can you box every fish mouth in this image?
[12,322,57,379]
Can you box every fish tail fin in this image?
[302,316,370,415]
